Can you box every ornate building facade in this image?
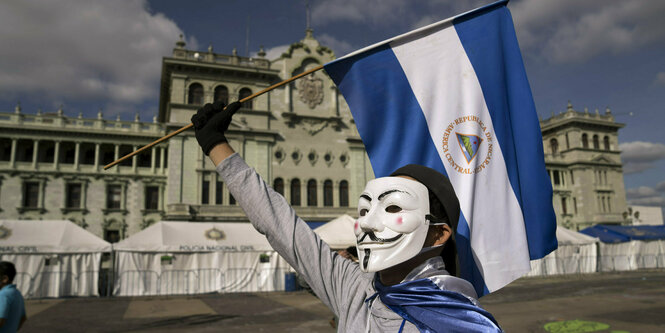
[540,102,628,230]
[0,31,628,241]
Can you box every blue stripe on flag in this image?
[325,43,490,294]
[453,6,557,259]
[325,45,444,178]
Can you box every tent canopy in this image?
[556,226,598,245]
[580,225,665,243]
[314,215,356,250]
[113,221,274,252]
[0,220,110,253]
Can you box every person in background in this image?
[0,261,26,332]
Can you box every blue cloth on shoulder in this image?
[373,278,502,333]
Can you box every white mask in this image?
[355,177,430,272]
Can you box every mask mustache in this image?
[357,231,403,244]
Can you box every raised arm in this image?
[191,102,368,315]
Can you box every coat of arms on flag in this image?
[456,133,482,163]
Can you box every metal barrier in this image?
[114,267,292,296]
[14,271,101,299]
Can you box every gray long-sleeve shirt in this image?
[217,153,478,332]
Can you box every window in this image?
[291,179,301,206]
[16,139,33,162]
[188,83,204,105]
[565,133,570,149]
[0,138,11,161]
[582,134,589,149]
[214,85,229,104]
[81,143,95,165]
[603,136,610,150]
[550,138,558,155]
[23,182,40,208]
[38,141,55,163]
[323,180,333,207]
[239,88,253,109]
[229,194,236,205]
[60,142,76,164]
[215,178,223,205]
[553,170,560,186]
[561,197,567,215]
[100,144,115,165]
[104,229,120,243]
[201,174,210,205]
[273,178,284,196]
[573,197,578,215]
[106,185,122,209]
[145,186,159,210]
[593,135,599,150]
[118,145,133,167]
[339,180,349,207]
[307,179,317,207]
[137,149,151,167]
[66,184,82,208]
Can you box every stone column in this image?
[159,147,165,174]
[151,146,156,173]
[318,180,324,208]
[74,141,81,171]
[9,139,16,168]
[31,140,39,170]
[132,145,138,173]
[114,144,119,174]
[94,143,100,171]
[53,141,60,170]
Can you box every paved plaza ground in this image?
[21,269,665,332]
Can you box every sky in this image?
[1,0,664,214]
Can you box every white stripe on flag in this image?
[390,23,531,291]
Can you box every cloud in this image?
[656,72,665,85]
[251,44,289,61]
[317,34,355,58]
[626,185,665,207]
[311,0,486,28]
[619,141,665,174]
[628,196,665,207]
[626,186,659,199]
[510,0,665,63]
[0,0,188,106]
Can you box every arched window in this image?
[582,133,589,149]
[550,138,558,155]
[593,135,600,150]
[603,136,610,150]
[214,85,229,104]
[323,180,333,207]
[290,178,301,206]
[339,180,349,207]
[188,83,204,105]
[307,179,317,207]
[273,178,284,196]
[239,88,253,109]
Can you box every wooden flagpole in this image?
[104,65,324,170]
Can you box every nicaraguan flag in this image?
[324,0,557,296]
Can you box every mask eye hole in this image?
[359,208,369,216]
[385,205,402,213]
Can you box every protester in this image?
[192,101,501,332]
[0,262,26,332]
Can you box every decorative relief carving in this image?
[297,74,324,109]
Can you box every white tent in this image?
[314,215,356,250]
[0,220,111,298]
[112,221,290,296]
[527,227,599,276]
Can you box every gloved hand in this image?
[191,101,241,155]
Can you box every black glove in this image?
[191,101,241,155]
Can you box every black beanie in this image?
[390,164,461,276]
[390,164,460,231]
